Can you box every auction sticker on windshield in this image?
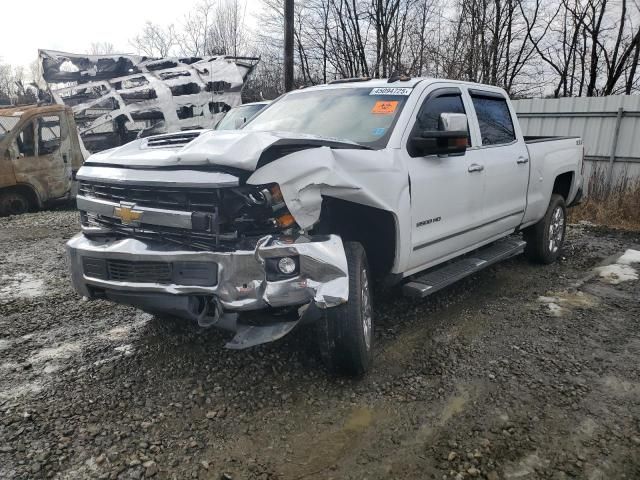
[370,87,412,96]
[371,101,398,114]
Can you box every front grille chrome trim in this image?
[77,195,193,230]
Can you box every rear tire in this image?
[524,194,567,264]
[316,242,373,377]
[0,191,30,216]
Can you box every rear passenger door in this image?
[468,90,528,236]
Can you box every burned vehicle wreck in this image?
[40,49,258,153]
[67,78,584,375]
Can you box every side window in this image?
[17,122,36,157]
[414,91,467,132]
[38,116,62,155]
[470,94,515,146]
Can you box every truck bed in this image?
[524,136,581,144]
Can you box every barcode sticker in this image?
[369,87,412,96]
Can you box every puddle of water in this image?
[538,291,597,317]
[439,392,468,425]
[344,406,373,431]
[0,273,46,299]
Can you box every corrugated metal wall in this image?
[512,96,640,183]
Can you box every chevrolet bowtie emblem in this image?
[114,203,143,224]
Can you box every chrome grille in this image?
[78,181,219,211]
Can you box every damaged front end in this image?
[67,157,349,348]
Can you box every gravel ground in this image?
[1,209,639,480]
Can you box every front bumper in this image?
[67,233,349,312]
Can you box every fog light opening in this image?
[277,257,297,275]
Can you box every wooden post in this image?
[284,0,294,92]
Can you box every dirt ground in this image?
[1,209,639,480]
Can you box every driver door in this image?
[401,85,486,272]
[12,114,72,200]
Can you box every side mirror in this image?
[408,112,469,158]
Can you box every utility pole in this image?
[284,0,294,92]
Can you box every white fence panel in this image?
[512,96,640,183]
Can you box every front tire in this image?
[317,241,373,376]
[0,191,30,216]
[524,194,567,264]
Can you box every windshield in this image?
[244,87,412,148]
[216,104,267,130]
[0,115,19,142]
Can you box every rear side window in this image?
[471,93,515,146]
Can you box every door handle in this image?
[517,157,529,164]
[468,164,484,173]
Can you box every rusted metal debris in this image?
[40,50,258,153]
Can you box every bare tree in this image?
[126,0,640,98]
[88,42,116,55]
[129,22,178,57]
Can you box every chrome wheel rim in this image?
[548,206,565,253]
[361,266,372,351]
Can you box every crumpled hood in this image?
[84,129,364,171]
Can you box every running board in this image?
[402,238,526,298]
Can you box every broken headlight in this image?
[230,183,298,234]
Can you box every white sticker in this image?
[369,87,413,96]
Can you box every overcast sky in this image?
[0,0,259,68]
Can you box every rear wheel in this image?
[0,191,30,216]
[316,242,373,376]
[524,194,567,264]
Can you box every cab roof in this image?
[295,77,428,93]
[290,77,508,96]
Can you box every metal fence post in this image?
[607,107,624,193]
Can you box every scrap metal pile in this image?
[40,49,258,152]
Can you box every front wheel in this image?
[316,241,373,376]
[0,191,30,216]
[524,194,567,264]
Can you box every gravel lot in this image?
[1,209,639,480]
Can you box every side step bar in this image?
[402,238,526,298]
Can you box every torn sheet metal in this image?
[40,50,258,153]
[248,145,413,272]
[81,129,365,169]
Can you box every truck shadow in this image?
[130,255,533,384]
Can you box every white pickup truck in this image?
[67,78,584,375]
